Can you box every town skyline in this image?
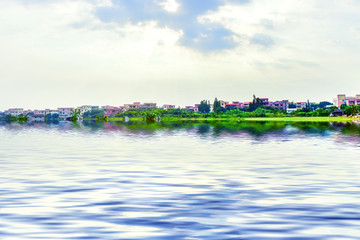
[0,94,340,112]
[2,93,359,114]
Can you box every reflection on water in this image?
[2,120,360,142]
[0,121,360,239]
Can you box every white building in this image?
[77,105,93,116]
[5,108,24,116]
[57,107,74,117]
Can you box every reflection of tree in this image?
[2,120,360,142]
[340,123,360,136]
[288,122,334,135]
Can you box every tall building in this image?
[334,94,360,108]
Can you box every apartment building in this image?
[57,108,74,117]
[77,105,93,115]
[270,100,289,111]
[296,102,307,109]
[5,108,24,116]
[334,94,360,108]
[162,104,176,110]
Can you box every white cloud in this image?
[159,0,180,13]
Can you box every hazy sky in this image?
[1,0,360,110]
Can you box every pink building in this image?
[334,94,360,108]
[270,100,289,111]
[243,102,251,108]
[124,102,141,110]
[104,107,123,117]
[228,101,244,109]
[296,102,307,109]
[58,108,74,117]
[185,106,198,112]
[142,103,157,108]
[33,109,52,115]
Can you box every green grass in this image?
[240,117,354,122]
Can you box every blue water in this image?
[1,121,360,239]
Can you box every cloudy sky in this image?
[1,0,360,110]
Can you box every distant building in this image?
[287,108,297,113]
[260,98,270,107]
[5,108,24,116]
[330,109,345,117]
[225,103,239,110]
[23,109,33,115]
[163,104,176,110]
[185,106,198,112]
[219,100,229,108]
[104,107,123,117]
[33,109,52,115]
[141,103,157,109]
[57,107,74,118]
[270,100,289,111]
[334,94,360,108]
[243,102,251,108]
[296,102,307,109]
[123,102,141,110]
[77,105,93,116]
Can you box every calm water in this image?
[1,121,360,240]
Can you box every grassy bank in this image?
[240,117,356,122]
[105,116,358,123]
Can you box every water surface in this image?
[1,121,360,239]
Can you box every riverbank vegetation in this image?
[2,97,360,123]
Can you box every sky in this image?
[1,0,360,110]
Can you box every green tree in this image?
[288,102,296,108]
[213,97,221,112]
[83,109,105,119]
[198,100,211,113]
[249,94,264,111]
[70,108,81,122]
[318,101,332,108]
[344,105,358,117]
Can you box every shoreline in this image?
[103,116,358,123]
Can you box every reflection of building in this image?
[28,115,46,122]
[334,94,360,108]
